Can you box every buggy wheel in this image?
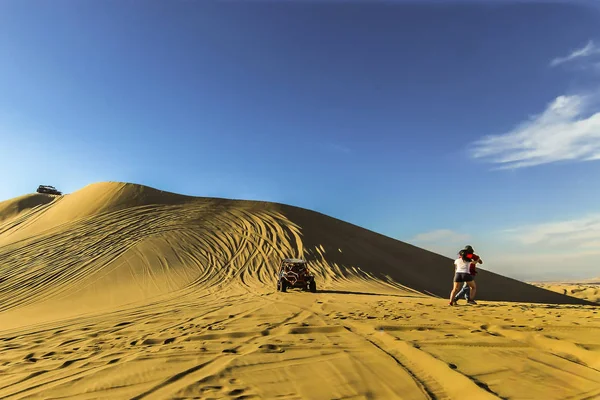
[309,280,316,293]
[281,280,287,293]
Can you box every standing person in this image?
[453,245,483,303]
[449,245,478,305]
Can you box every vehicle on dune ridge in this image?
[277,258,317,293]
[36,185,62,195]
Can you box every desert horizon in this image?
[0,181,598,399]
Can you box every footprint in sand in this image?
[229,388,247,396]
[200,385,223,393]
[222,348,238,354]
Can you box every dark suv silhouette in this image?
[36,185,62,195]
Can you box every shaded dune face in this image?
[0,181,592,321]
[279,205,595,305]
[0,193,57,226]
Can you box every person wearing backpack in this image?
[449,245,482,305]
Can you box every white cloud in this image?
[502,213,600,249]
[470,94,600,169]
[550,40,600,67]
[473,40,600,169]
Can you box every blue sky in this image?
[1,0,600,281]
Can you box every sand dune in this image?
[0,182,598,399]
[532,282,600,304]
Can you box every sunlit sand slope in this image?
[0,182,413,324]
[532,281,600,304]
[0,182,598,399]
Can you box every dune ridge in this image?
[0,181,598,400]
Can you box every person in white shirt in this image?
[449,254,477,305]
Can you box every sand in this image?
[531,280,600,304]
[0,182,598,399]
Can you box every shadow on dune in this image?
[0,193,57,223]
[277,203,596,306]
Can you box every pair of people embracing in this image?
[449,245,482,306]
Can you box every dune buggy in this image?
[276,258,317,293]
[36,185,62,195]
